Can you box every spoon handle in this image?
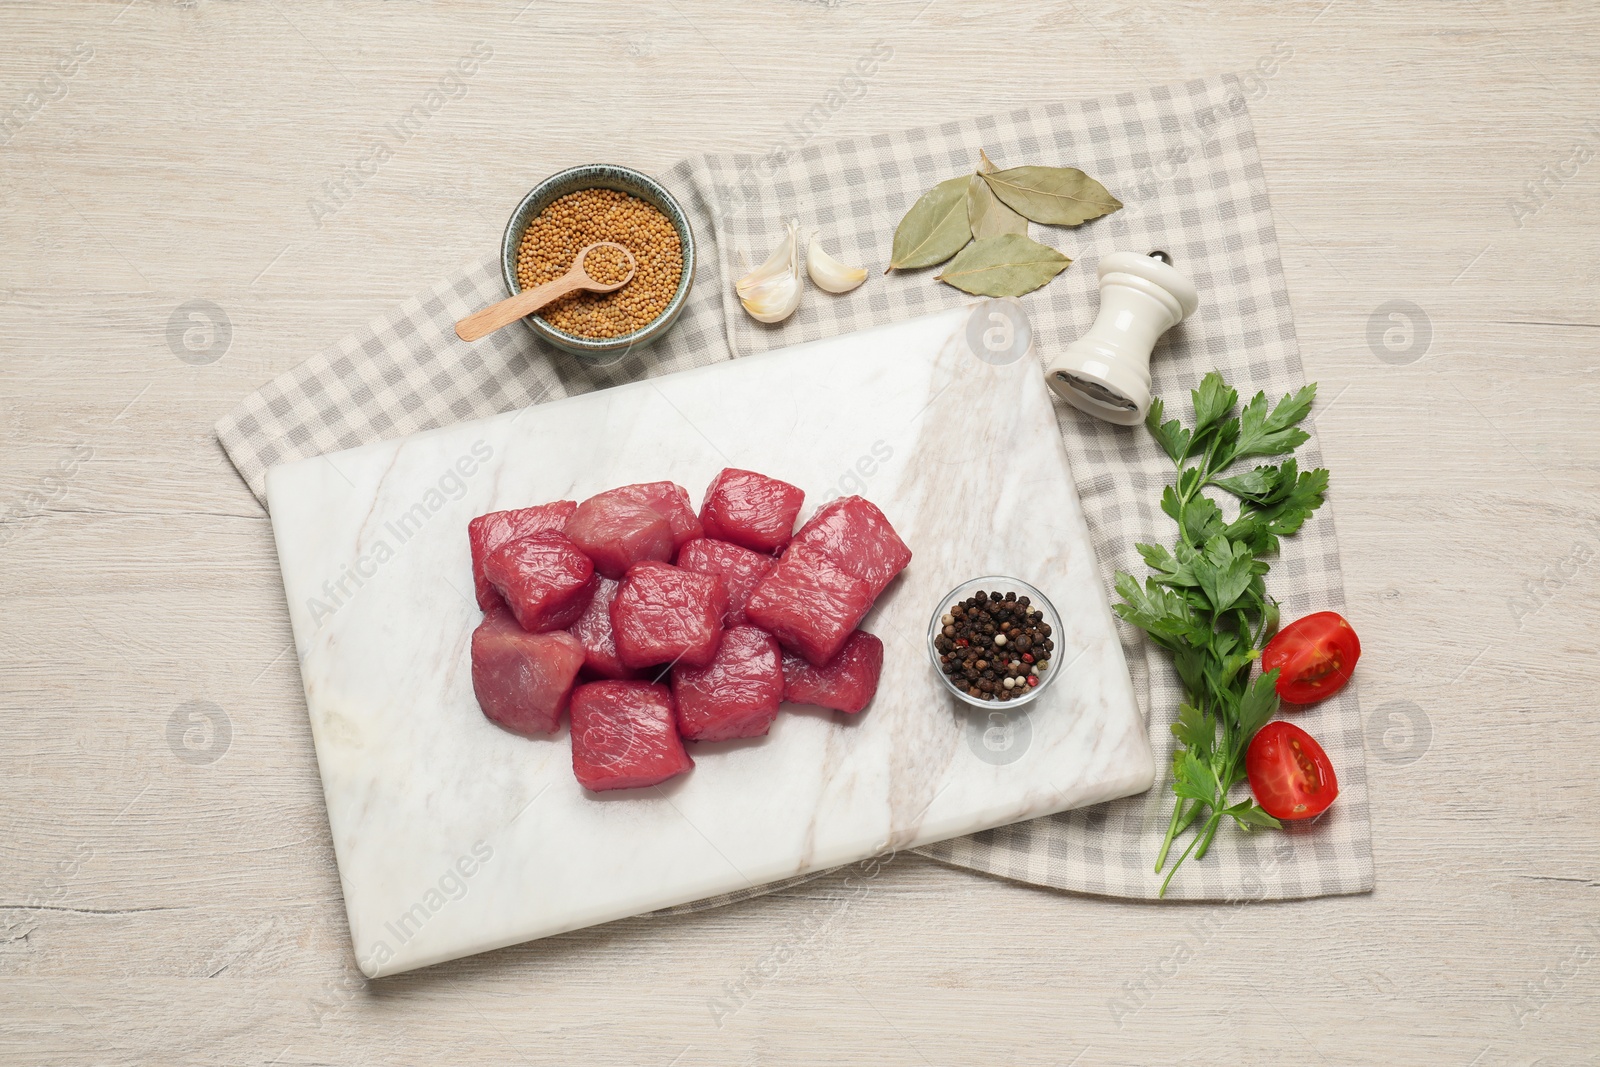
[455,272,585,342]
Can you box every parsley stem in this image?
[1155,795,1187,872]
[1159,821,1207,897]
[1193,811,1224,861]
[1156,792,1214,873]
[1176,796,1204,837]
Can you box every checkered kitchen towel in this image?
[218,75,1373,902]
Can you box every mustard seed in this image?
[515,188,683,340]
[581,243,633,287]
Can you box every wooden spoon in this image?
[454,241,637,342]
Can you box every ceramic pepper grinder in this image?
[1045,251,1199,425]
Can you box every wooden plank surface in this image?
[2,1,1597,1063]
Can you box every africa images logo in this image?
[306,42,493,228]
[306,440,493,628]
[357,841,494,977]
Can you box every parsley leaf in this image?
[1190,371,1238,436]
[1172,645,1208,697]
[1212,464,1281,502]
[1138,542,1200,588]
[1171,704,1215,759]
[1235,384,1316,460]
[1259,466,1329,537]
[1112,574,1194,644]
[1181,495,1225,546]
[1193,536,1256,614]
[1226,802,1283,831]
[1172,750,1221,806]
[1145,397,1192,464]
[1230,466,1328,553]
[1235,670,1281,740]
[1137,541,1180,574]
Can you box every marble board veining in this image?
[265,306,1155,978]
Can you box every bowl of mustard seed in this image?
[500,164,695,359]
[929,578,1063,709]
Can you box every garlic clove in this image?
[737,222,803,323]
[806,232,868,294]
[736,221,796,296]
[739,271,801,323]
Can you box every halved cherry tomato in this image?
[1261,611,1360,704]
[1246,721,1338,820]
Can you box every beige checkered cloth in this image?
[218,75,1373,903]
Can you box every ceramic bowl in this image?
[927,576,1064,710]
[499,164,695,359]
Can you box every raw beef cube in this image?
[570,681,693,791]
[786,495,912,595]
[471,609,586,736]
[610,561,727,669]
[672,626,784,741]
[564,490,676,580]
[674,538,776,626]
[566,577,641,681]
[614,481,703,550]
[468,500,577,611]
[782,630,884,714]
[484,532,597,633]
[744,551,876,667]
[698,468,805,554]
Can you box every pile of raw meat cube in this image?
[468,469,912,792]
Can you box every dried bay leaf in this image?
[934,233,1072,297]
[982,165,1122,226]
[967,173,1028,240]
[888,175,971,271]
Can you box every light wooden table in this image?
[4,2,1597,1064]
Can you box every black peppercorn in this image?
[938,588,1054,702]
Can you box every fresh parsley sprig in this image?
[1113,371,1328,895]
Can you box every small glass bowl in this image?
[928,576,1063,710]
[499,164,696,360]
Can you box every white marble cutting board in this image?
[265,305,1154,978]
